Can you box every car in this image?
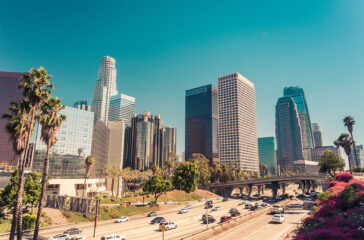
[222,197,228,202]
[120,201,131,206]
[185,204,193,209]
[211,206,221,212]
[231,211,241,217]
[229,208,238,213]
[115,216,129,223]
[250,205,258,211]
[151,217,166,224]
[204,204,213,209]
[245,204,252,209]
[272,214,285,224]
[100,234,125,240]
[64,228,82,235]
[203,216,216,224]
[220,216,232,223]
[261,203,268,207]
[202,214,213,221]
[217,196,224,200]
[205,200,213,205]
[49,234,70,240]
[238,201,248,206]
[165,200,174,204]
[148,201,156,205]
[270,205,285,214]
[69,237,86,240]
[147,211,157,217]
[199,198,206,202]
[178,208,188,214]
[160,221,177,230]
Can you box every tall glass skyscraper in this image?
[92,56,118,125]
[284,87,314,159]
[258,137,277,175]
[32,106,94,179]
[160,126,177,165]
[185,84,219,162]
[109,94,135,127]
[275,97,304,172]
[218,72,259,172]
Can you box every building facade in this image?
[0,71,26,165]
[109,94,135,127]
[258,137,277,175]
[218,72,259,172]
[311,146,339,162]
[107,121,125,169]
[275,97,305,172]
[92,56,118,125]
[33,106,94,179]
[349,145,364,168]
[160,126,177,166]
[91,121,109,177]
[312,123,324,147]
[73,100,91,111]
[185,84,219,163]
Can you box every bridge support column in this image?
[261,185,264,194]
[247,184,253,198]
[312,181,317,192]
[271,181,279,199]
[281,183,286,196]
[239,187,243,196]
[306,181,311,195]
[301,181,306,195]
[257,185,262,196]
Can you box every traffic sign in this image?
[160,223,166,232]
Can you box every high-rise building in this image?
[275,97,305,172]
[0,71,26,165]
[312,123,324,147]
[218,72,259,172]
[185,84,219,163]
[258,137,277,175]
[33,106,94,178]
[284,87,314,159]
[311,146,339,162]
[91,121,110,177]
[73,100,91,111]
[109,94,135,127]
[160,126,177,166]
[125,112,162,170]
[107,121,125,169]
[349,145,364,168]
[92,56,118,125]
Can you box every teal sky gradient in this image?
[1,0,364,158]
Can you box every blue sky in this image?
[1,0,364,158]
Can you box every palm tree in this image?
[83,155,95,198]
[33,97,66,240]
[343,116,359,167]
[103,165,115,197]
[333,139,342,158]
[338,133,354,174]
[259,163,268,177]
[2,100,31,240]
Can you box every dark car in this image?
[205,200,213,205]
[148,201,156,205]
[231,211,241,217]
[222,197,228,202]
[202,214,213,221]
[147,211,157,217]
[250,205,258,211]
[63,227,82,235]
[203,216,216,224]
[220,216,232,223]
[151,217,166,224]
[204,204,213,209]
[229,208,238,213]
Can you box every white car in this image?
[272,214,285,224]
[100,234,126,240]
[49,234,70,240]
[165,200,174,204]
[160,222,178,230]
[115,216,129,223]
[69,237,86,240]
[217,196,223,200]
[185,204,193,209]
[178,208,188,214]
[199,198,206,202]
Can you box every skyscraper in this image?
[185,84,218,162]
[275,97,304,172]
[218,72,259,172]
[107,121,125,169]
[109,94,135,127]
[160,126,177,166]
[0,71,26,165]
[284,87,314,159]
[258,137,277,175]
[312,123,324,147]
[92,56,118,125]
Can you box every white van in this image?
[100,234,125,240]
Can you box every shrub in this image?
[335,172,353,183]
[22,213,37,230]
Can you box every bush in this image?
[22,213,37,230]
[335,172,353,182]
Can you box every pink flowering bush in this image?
[295,174,364,240]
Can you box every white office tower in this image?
[218,72,259,172]
[109,94,135,127]
[92,56,118,125]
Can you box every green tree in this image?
[338,133,354,173]
[318,151,345,177]
[0,169,19,210]
[210,162,222,183]
[33,97,66,240]
[172,161,200,193]
[83,155,95,198]
[143,175,171,203]
[189,153,210,185]
[24,171,42,212]
[259,163,268,177]
[343,116,359,167]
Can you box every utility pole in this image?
[93,199,100,238]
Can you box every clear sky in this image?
[1,0,364,159]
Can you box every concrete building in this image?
[311,146,339,162]
[258,137,277,175]
[92,56,118,125]
[160,126,177,166]
[91,121,109,177]
[275,97,305,172]
[349,144,364,168]
[109,94,135,127]
[185,84,219,163]
[0,71,26,165]
[312,123,324,147]
[73,100,91,111]
[107,121,125,169]
[218,72,259,172]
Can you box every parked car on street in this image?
[100,234,125,240]
[147,211,157,217]
[64,228,82,235]
[272,214,285,223]
[220,216,232,223]
[115,216,129,223]
[160,222,177,230]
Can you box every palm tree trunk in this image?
[83,171,88,198]
[117,177,120,198]
[33,144,51,240]
[111,178,115,197]
[350,132,359,168]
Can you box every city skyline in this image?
[1,0,364,156]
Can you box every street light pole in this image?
[93,199,100,238]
